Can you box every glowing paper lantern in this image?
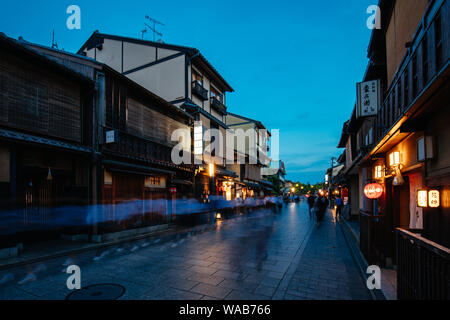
[417,190,428,208]
[364,183,383,199]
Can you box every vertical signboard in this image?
[356,79,381,118]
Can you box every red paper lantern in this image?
[364,183,383,199]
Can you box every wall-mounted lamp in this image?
[389,151,400,167]
[374,165,383,179]
[417,189,441,208]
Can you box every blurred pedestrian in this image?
[307,194,316,219]
[315,194,328,228]
[335,195,343,219]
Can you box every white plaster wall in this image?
[126,55,186,102]
[93,38,123,72]
[123,42,156,72]
[158,48,178,59]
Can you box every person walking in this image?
[315,194,329,228]
[335,195,343,219]
[313,195,323,227]
[307,194,316,219]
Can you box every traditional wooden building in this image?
[225,112,272,198]
[77,32,236,199]
[0,35,196,248]
[0,34,95,256]
[337,0,450,299]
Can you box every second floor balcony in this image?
[192,81,208,101]
[102,128,178,167]
[210,97,227,114]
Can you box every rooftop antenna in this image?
[144,15,164,42]
[141,28,147,40]
[51,29,58,49]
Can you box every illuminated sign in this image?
[416,189,440,208]
[428,190,440,208]
[209,163,215,177]
[364,183,383,199]
[194,121,203,158]
[417,190,428,208]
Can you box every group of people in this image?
[307,193,329,227]
[306,193,345,227]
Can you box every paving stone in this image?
[187,272,225,286]
[0,203,372,300]
[253,284,277,297]
[190,283,232,299]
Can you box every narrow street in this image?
[0,201,371,300]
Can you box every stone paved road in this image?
[0,201,372,300]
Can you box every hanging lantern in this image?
[364,183,383,199]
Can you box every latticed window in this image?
[0,52,82,142]
[435,13,443,70]
[403,68,409,108]
[422,34,429,84]
[412,53,419,98]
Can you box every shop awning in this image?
[216,167,238,178]
[260,179,274,188]
[171,179,193,186]
[103,159,176,176]
[244,181,263,190]
[0,128,93,154]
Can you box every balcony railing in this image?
[192,81,208,101]
[103,129,173,164]
[396,228,450,300]
[375,1,449,142]
[210,97,227,114]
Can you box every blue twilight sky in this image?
[0,0,375,183]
